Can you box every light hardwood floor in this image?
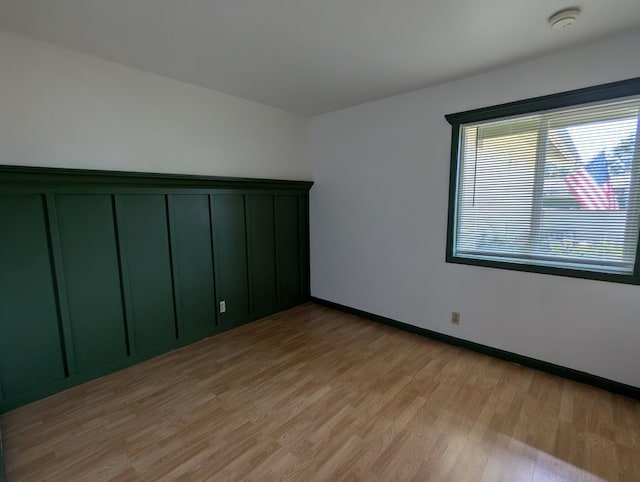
[2,303,639,481]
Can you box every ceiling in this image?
[1,0,639,115]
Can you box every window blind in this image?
[453,96,640,275]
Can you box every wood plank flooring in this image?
[2,303,639,481]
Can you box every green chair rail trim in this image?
[0,165,313,192]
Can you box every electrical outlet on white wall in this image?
[451,312,460,325]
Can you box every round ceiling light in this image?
[548,7,581,29]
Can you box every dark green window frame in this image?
[445,77,640,285]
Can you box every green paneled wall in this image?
[212,194,250,326]
[55,194,129,373]
[247,195,278,316]
[168,194,217,341]
[275,195,303,305]
[117,195,177,353]
[0,195,66,398]
[0,166,311,413]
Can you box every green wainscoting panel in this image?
[0,195,66,398]
[54,194,128,372]
[0,165,311,414]
[299,195,310,299]
[169,195,217,340]
[246,195,278,316]
[117,195,177,353]
[212,194,250,326]
[275,195,302,305]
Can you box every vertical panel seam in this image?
[41,193,71,379]
[244,195,254,315]
[165,194,182,341]
[274,195,281,306]
[209,195,221,327]
[44,193,77,376]
[113,194,136,356]
[298,195,305,299]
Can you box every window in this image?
[445,78,640,284]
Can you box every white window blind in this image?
[453,96,640,275]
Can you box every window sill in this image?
[445,253,640,285]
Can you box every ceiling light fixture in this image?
[548,7,581,29]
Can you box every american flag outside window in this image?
[564,151,620,210]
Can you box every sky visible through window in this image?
[568,117,637,166]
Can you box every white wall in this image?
[308,29,640,387]
[0,28,309,180]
